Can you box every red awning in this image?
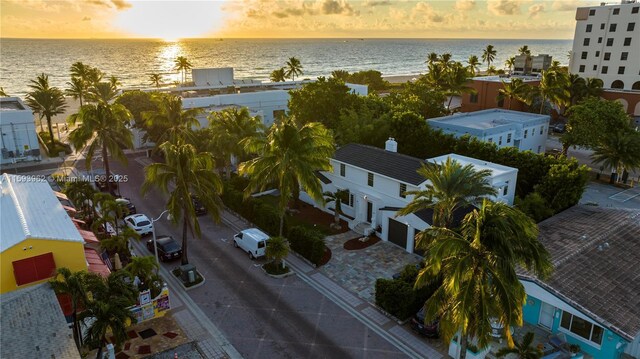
[53,191,69,200]
[84,248,110,277]
[63,205,77,213]
[77,228,99,244]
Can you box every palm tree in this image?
[174,56,193,84]
[284,57,303,81]
[142,141,223,265]
[518,45,531,56]
[591,130,640,183]
[126,255,159,278]
[49,268,88,349]
[270,68,287,82]
[143,95,202,145]
[86,67,104,87]
[67,96,133,193]
[497,78,526,110]
[426,52,439,65]
[87,82,118,104]
[0,87,8,96]
[239,116,335,236]
[584,77,604,99]
[265,236,290,269]
[505,56,516,74]
[63,180,97,223]
[66,76,87,107]
[149,73,163,88]
[70,62,90,82]
[25,73,68,150]
[416,200,552,359]
[99,228,138,255]
[440,53,453,66]
[486,66,498,75]
[443,63,476,113]
[424,62,448,90]
[331,69,350,81]
[79,296,135,359]
[533,70,570,114]
[323,189,348,229]
[496,332,543,359]
[109,75,121,88]
[397,157,497,228]
[208,107,265,179]
[466,55,480,76]
[482,45,497,71]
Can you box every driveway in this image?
[111,154,408,359]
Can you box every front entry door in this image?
[366,202,373,223]
[539,302,554,329]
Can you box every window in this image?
[367,172,374,187]
[619,66,625,75]
[633,7,639,14]
[503,182,509,196]
[560,311,604,345]
[593,65,598,71]
[498,136,502,145]
[349,194,354,207]
[610,23,617,32]
[537,145,542,153]
[602,66,608,74]
[589,9,595,16]
[340,163,345,177]
[596,50,600,57]
[337,189,353,207]
[470,93,478,103]
[600,23,605,30]
[524,129,528,139]
[488,137,493,143]
[624,37,632,46]
[581,51,588,59]
[579,65,585,73]
[613,8,620,15]
[621,52,628,61]
[604,52,611,60]
[583,38,590,46]
[597,37,603,44]
[540,126,544,135]
[399,183,407,198]
[606,38,614,46]
[586,24,592,32]
[507,133,512,143]
[628,23,636,31]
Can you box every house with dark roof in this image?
[302,140,518,253]
[518,206,640,359]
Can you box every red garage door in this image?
[12,252,57,286]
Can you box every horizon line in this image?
[0,36,574,41]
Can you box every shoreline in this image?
[382,74,422,84]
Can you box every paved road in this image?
[112,155,408,359]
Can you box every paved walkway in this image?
[322,232,422,302]
[220,210,445,359]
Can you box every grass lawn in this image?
[255,195,348,235]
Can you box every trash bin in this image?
[180,264,196,283]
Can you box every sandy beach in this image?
[382,74,423,84]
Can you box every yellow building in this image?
[0,173,87,294]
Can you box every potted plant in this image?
[569,344,580,357]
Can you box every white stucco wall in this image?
[0,97,41,164]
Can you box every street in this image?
[112,154,409,359]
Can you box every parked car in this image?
[147,235,182,262]
[552,123,566,133]
[233,228,270,259]
[124,214,153,236]
[410,307,439,338]
[115,197,136,217]
[192,195,207,216]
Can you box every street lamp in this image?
[151,210,171,266]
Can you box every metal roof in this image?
[0,283,79,358]
[0,173,84,253]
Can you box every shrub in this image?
[38,131,71,156]
[375,278,416,320]
[516,192,554,223]
[287,225,326,266]
[252,202,283,236]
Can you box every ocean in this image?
[0,38,573,97]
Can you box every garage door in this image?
[387,218,407,249]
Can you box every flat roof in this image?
[472,75,541,83]
[519,206,640,341]
[427,153,517,177]
[1,173,84,253]
[430,109,549,130]
[0,97,28,111]
[0,283,79,358]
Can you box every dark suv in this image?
[192,196,207,216]
[410,307,439,338]
[147,236,182,262]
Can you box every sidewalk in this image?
[220,210,444,359]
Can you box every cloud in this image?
[389,8,406,21]
[364,0,391,6]
[528,4,544,18]
[551,0,581,11]
[487,0,521,15]
[412,2,445,22]
[455,0,476,11]
[82,16,91,21]
[321,0,357,16]
[87,0,131,10]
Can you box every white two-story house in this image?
[303,140,518,254]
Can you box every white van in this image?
[233,228,270,259]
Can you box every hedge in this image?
[287,225,326,266]
[374,264,440,320]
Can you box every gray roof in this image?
[334,144,426,185]
[0,283,79,358]
[519,206,640,341]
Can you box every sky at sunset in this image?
[0,0,600,40]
